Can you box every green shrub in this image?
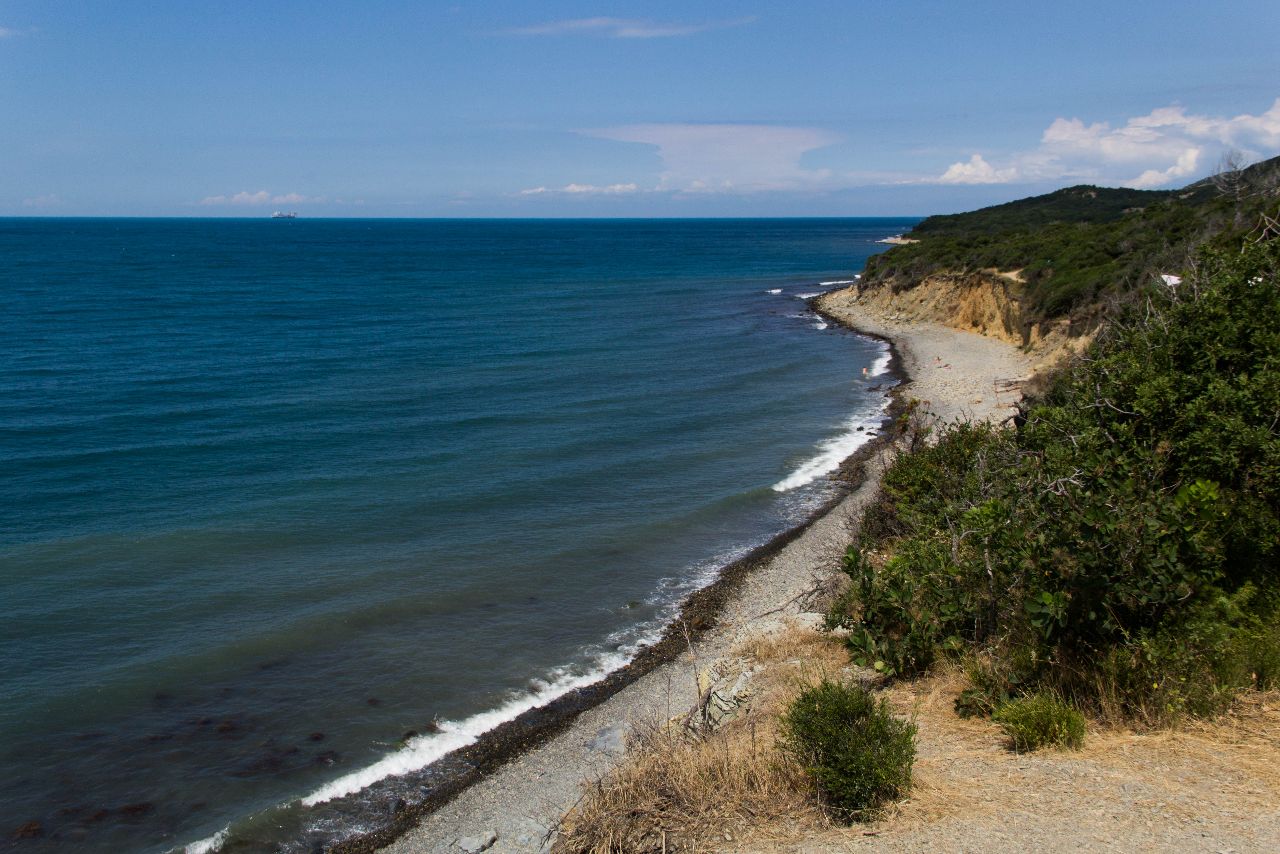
[838,236,1280,722]
[780,680,916,822]
[954,653,1030,718]
[1094,585,1280,724]
[992,694,1086,751]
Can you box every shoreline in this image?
[349,292,1033,853]
[324,294,910,853]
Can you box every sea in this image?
[0,217,917,852]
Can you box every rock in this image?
[456,829,498,852]
[792,612,826,631]
[512,817,553,852]
[586,724,627,755]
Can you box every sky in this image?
[2,0,1279,217]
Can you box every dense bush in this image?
[830,234,1280,723]
[780,680,916,822]
[992,693,1086,751]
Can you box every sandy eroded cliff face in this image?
[825,271,1099,377]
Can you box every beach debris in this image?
[455,829,499,852]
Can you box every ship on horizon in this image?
[271,210,298,219]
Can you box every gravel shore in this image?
[382,290,1035,853]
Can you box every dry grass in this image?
[554,624,850,854]
[553,717,823,853]
[557,621,1280,854]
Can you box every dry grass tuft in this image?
[554,624,848,854]
[553,717,825,853]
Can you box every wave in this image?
[765,288,783,294]
[812,321,829,331]
[183,829,228,854]
[300,648,633,807]
[870,350,892,376]
[818,276,860,285]
[772,357,892,494]
[796,292,820,300]
[771,409,885,492]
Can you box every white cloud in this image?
[938,154,1019,185]
[199,190,319,206]
[583,124,839,194]
[505,16,755,38]
[22,194,61,208]
[933,98,1280,188]
[1128,148,1202,190]
[519,183,639,196]
[0,26,19,39]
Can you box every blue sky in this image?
[2,0,1278,216]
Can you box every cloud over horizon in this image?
[518,183,640,196]
[582,123,840,194]
[936,98,1280,189]
[199,190,319,206]
[504,16,755,39]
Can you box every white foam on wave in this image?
[772,392,891,493]
[796,292,821,300]
[870,349,892,376]
[182,828,228,854]
[300,647,633,806]
[812,320,829,331]
[772,411,883,492]
[818,278,860,286]
[766,288,783,294]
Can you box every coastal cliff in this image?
[820,269,1095,378]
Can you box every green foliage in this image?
[992,693,1086,751]
[861,155,1280,320]
[780,681,916,822]
[1097,586,1280,723]
[830,236,1280,723]
[954,654,1031,718]
[838,423,1023,677]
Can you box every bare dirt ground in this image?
[730,673,1280,854]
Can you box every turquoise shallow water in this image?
[0,217,915,851]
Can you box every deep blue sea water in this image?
[0,217,916,852]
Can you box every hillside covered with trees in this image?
[862,154,1280,319]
